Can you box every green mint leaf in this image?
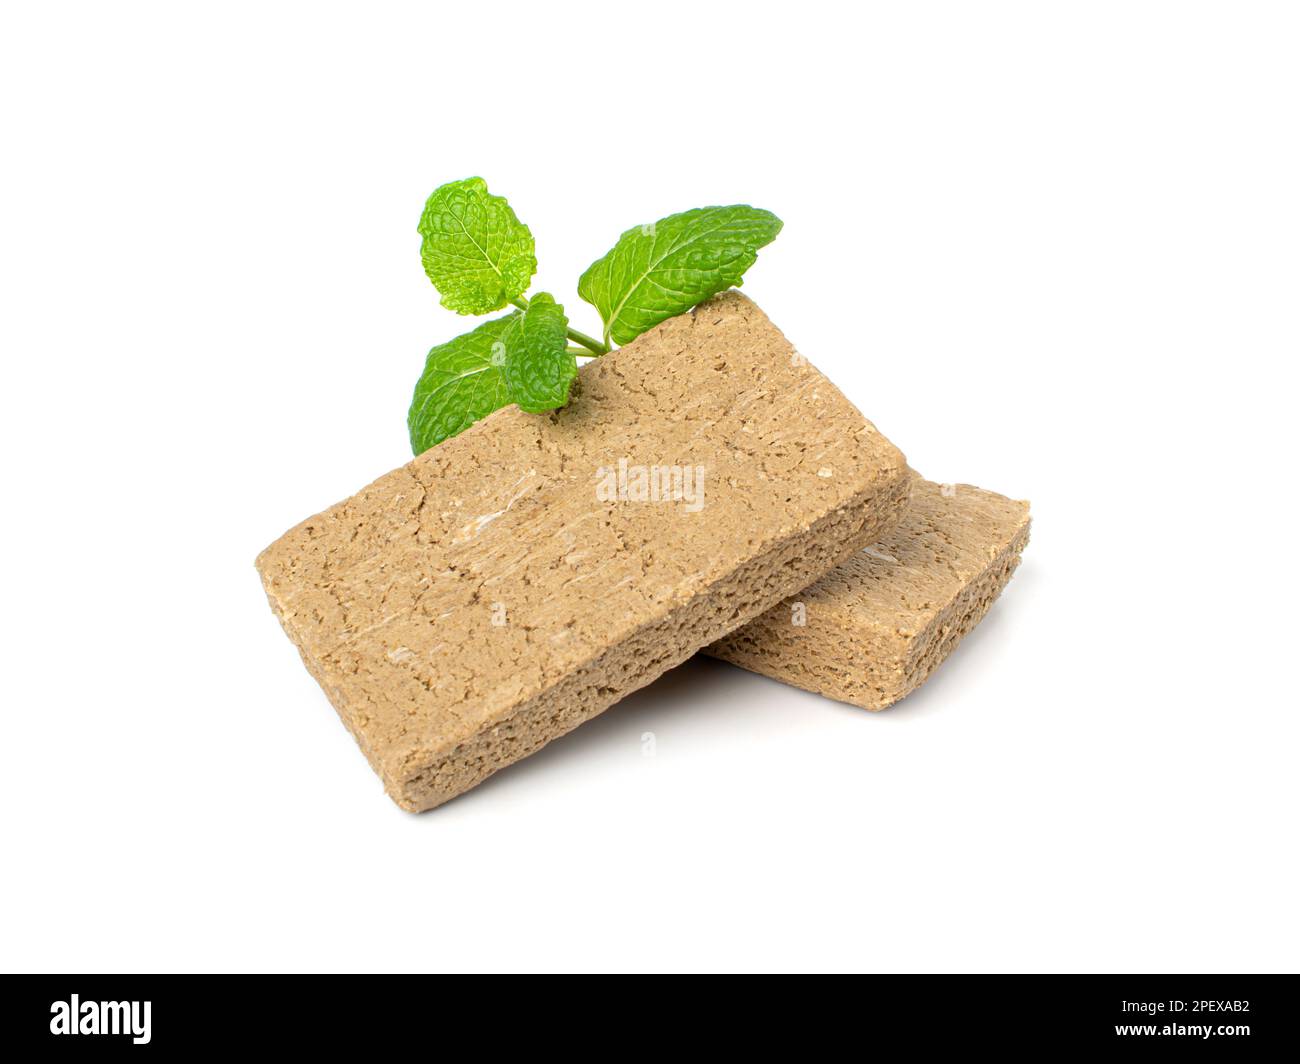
[417,177,536,315]
[501,293,578,414]
[577,205,783,346]
[408,313,516,453]
[408,298,579,453]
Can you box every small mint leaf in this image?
[502,293,577,414]
[578,205,782,346]
[408,312,517,453]
[417,177,536,315]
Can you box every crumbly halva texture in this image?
[706,479,1030,710]
[256,291,911,810]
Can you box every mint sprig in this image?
[409,179,781,453]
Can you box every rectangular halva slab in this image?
[256,291,911,810]
[707,479,1030,710]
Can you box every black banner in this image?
[1,974,1290,1052]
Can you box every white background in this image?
[2,1,1296,974]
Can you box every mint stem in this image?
[565,328,609,356]
[512,296,609,356]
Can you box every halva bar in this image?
[707,479,1030,709]
[256,292,911,809]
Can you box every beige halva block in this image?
[707,479,1030,710]
[257,292,911,810]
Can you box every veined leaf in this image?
[408,297,578,453]
[417,177,536,315]
[408,313,516,453]
[501,293,577,414]
[578,205,782,346]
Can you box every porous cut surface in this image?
[256,292,910,810]
[706,479,1030,710]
